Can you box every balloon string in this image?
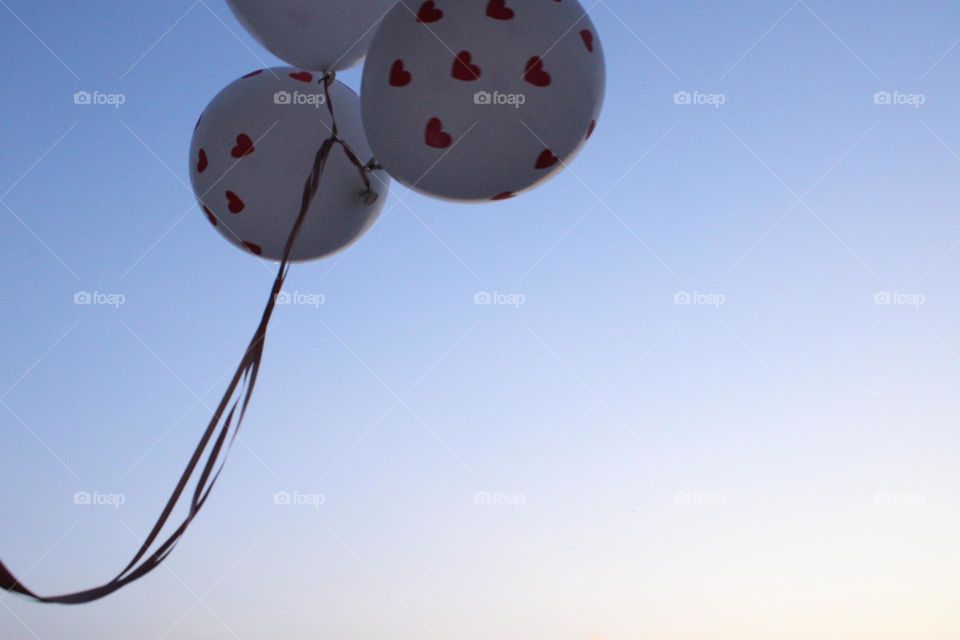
[0,130,341,605]
[319,72,379,200]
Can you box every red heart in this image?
[389,60,412,87]
[202,205,218,226]
[535,149,559,170]
[586,119,597,140]
[524,56,552,87]
[289,71,313,83]
[417,1,443,23]
[242,241,262,256]
[486,0,514,20]
[580,30,595,53]
[196,148,208,173]
[452,51,481,81]
[492,191,516,200]
[226,190,245,214]
[425,117,452,149]
[231,134,255,158]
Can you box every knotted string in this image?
[0,72,376,604]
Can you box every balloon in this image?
[189,67,389,262]
[226,0,398,73]
[360,0,605,202]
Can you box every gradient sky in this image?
[2,1,960,638]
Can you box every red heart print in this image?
[425,117,452,148]
[226,190,245,214]
[242,241,262,256]
[524,56,552,87]
[196,148,208,173]
[535,149,559,170]
[289,71,313,83]
[486,0,514,20]
[203,205,218,226]
[390,59,412,87]
[452,51,481,81]
[231,134,255,159]
[417,1,443,23]
[580,30,595,53]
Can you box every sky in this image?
[1,0,960,638]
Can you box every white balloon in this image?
[226,0,398,72]
[189,67,389,262]
[360,0,605,202]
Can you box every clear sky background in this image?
[2,1,960,638]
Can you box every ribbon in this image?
[1,73,373,604]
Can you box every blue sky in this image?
[2,1,960,638]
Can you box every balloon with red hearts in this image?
[360,0,605,202]
[226,0,397,72]
[189,67,389,261]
